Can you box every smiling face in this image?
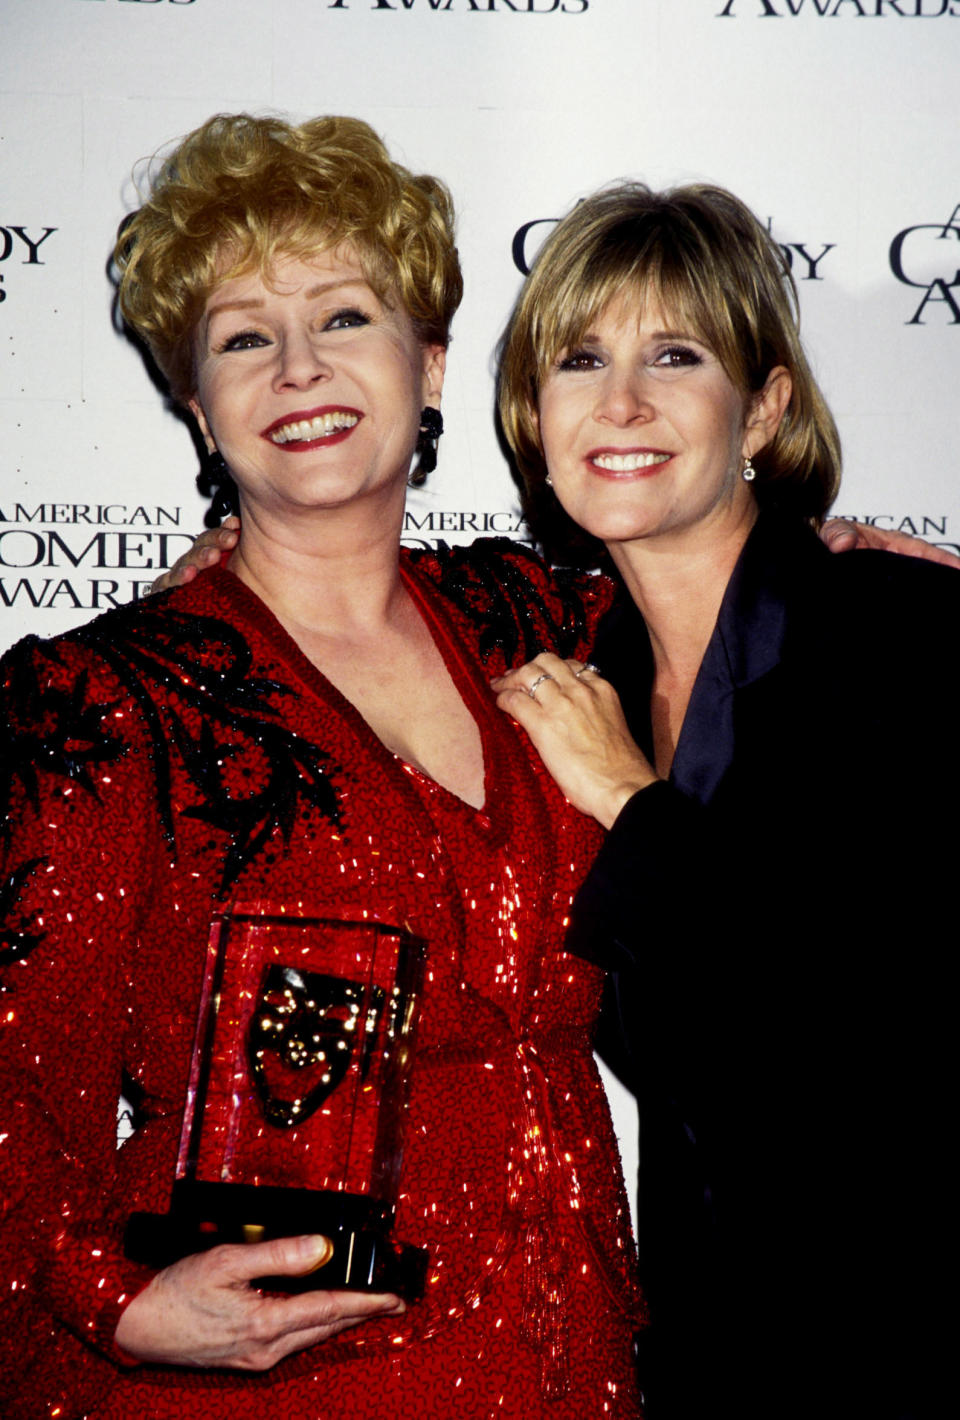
[188,247,445,524]
[537,296,784,558]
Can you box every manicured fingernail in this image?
[301,1235,334,1271]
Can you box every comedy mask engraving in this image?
[248,964,386,1128]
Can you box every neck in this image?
[227,491,408,637]
[609,502,757,682]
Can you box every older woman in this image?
[0,115,643,1418]
[493,183,957,1418]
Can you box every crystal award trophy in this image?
[125,909,427,1297]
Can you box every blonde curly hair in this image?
[114,112,463,404]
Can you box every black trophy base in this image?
[125,1180,427,1299]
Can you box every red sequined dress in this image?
[0,541,644,1419]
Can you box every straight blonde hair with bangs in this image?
[113,112,463,404]
[498,182,841,527]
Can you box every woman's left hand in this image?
[491,653,657,829]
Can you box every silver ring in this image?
[575,662,601,679]
[527,671,554,700]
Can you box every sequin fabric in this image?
[0,541,644,1419]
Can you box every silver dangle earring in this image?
[742,456,756,483]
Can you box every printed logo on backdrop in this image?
[0,503,530,599]
[511,214,836,278]
[716,1,960,17]
[889,204,960,324]
[836,513,958,556]
[0,503,196,612]
[769,219,835,281]
[0,227,57,306]
[401,508,530,549]
[326,1,588,12]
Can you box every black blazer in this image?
[571,515,959,1420]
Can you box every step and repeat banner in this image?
[2,0,958,1182]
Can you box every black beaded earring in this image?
[197,449,240,528]
[411,406,444,485]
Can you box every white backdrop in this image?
[3,0,959,1197]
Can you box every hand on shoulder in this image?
[821,518,960,568]
[150,516,241,594]
[492,653,657,830]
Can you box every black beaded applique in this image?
[0,858,46,966]
[0,639,129,965]
[409,540,591,669]
[73,602,342,895]
[0,640,128,830]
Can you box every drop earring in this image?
[411,406,444,484]
[197,448,240,526]
[742,456,756,483]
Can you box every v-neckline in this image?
[212,557,500,825]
